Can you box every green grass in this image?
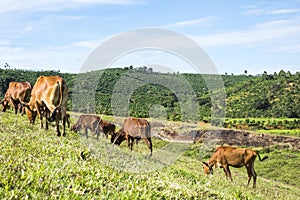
[256,129,300,137]
[224,117,300,137]
[0,111,299,199]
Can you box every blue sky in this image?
[0,0,300,74]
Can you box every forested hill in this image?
[0,66,299,120]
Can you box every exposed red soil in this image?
[158,128,300,150]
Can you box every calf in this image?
[40,107,70,129]
[111,117,152,156]
[100,120,116,137]
[202,146,268,188]
[71,114,101,141]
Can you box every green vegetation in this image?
[256,129,300,137]
[0,111,299,199]
[223,118,300,136]
[1,65,299,123]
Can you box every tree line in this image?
[1,64,299,122]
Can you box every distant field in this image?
[256,129,300,137]
[0,111,299,199]
[223,118,300,137]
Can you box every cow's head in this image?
[23,103,37,124]
[70,125,77,132]
[1,99,9,112]
[202,162,213,175]
[111,129,126,145]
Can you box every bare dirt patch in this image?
[157,127,300,150]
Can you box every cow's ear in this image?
[202,162,209,167]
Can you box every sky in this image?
[1,0,300,75]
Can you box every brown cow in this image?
[1,81,32,115]
[100,120,116,137]
[111,117,152,156]
[202,146,268,188]
[24,76,68,136]
[41,107,71,129]
[71,114,101,141]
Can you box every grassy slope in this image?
[0,111,299,199]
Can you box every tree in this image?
[278,70,286,77]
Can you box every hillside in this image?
[225,71,300,118]
[0,111,299,199]
[0,67,299,122]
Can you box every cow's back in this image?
[214,146,254,167]
[31,76,68,113]
[123,118,151,138]
[8,82,32,101]
[77,115,100,127]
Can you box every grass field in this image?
[224,118,300,137]
[0,111,299,199]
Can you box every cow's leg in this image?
[224,165,232,181]
[20,105,25,116]
[36,106,44,129]
[62,115,66,137]
[252,170,257,189]
[45,116,49,130]
[250,163,257,188]
[18,104,22,114]
[128,137,134,151]
[12,102,18,115]
[96,126,100,141]
[40,115,43,128]
[127,138,131,150]
[222,167,227,176]
[85,127,88,139]
[148,137,152,156]
[1,101,7,112]
[56,116,61,136]
[66,116,70,129]
[141,137,153,156]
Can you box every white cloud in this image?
[243,8,265,15]
[0,40,11,45]
[268,8,300,15]
[272,44,300,53]
[22,25,33,34]
[71,39,104,49]
[0,44,89,73]
[74,0,144,5]
[0,0,145,13]
[243,7,300,16]
[192,17,300,48]
[163,17,218,28]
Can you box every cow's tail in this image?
[50,79,64,121]
[145,122,151,138]
[95,117,102,136]
[257,152,268,161]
